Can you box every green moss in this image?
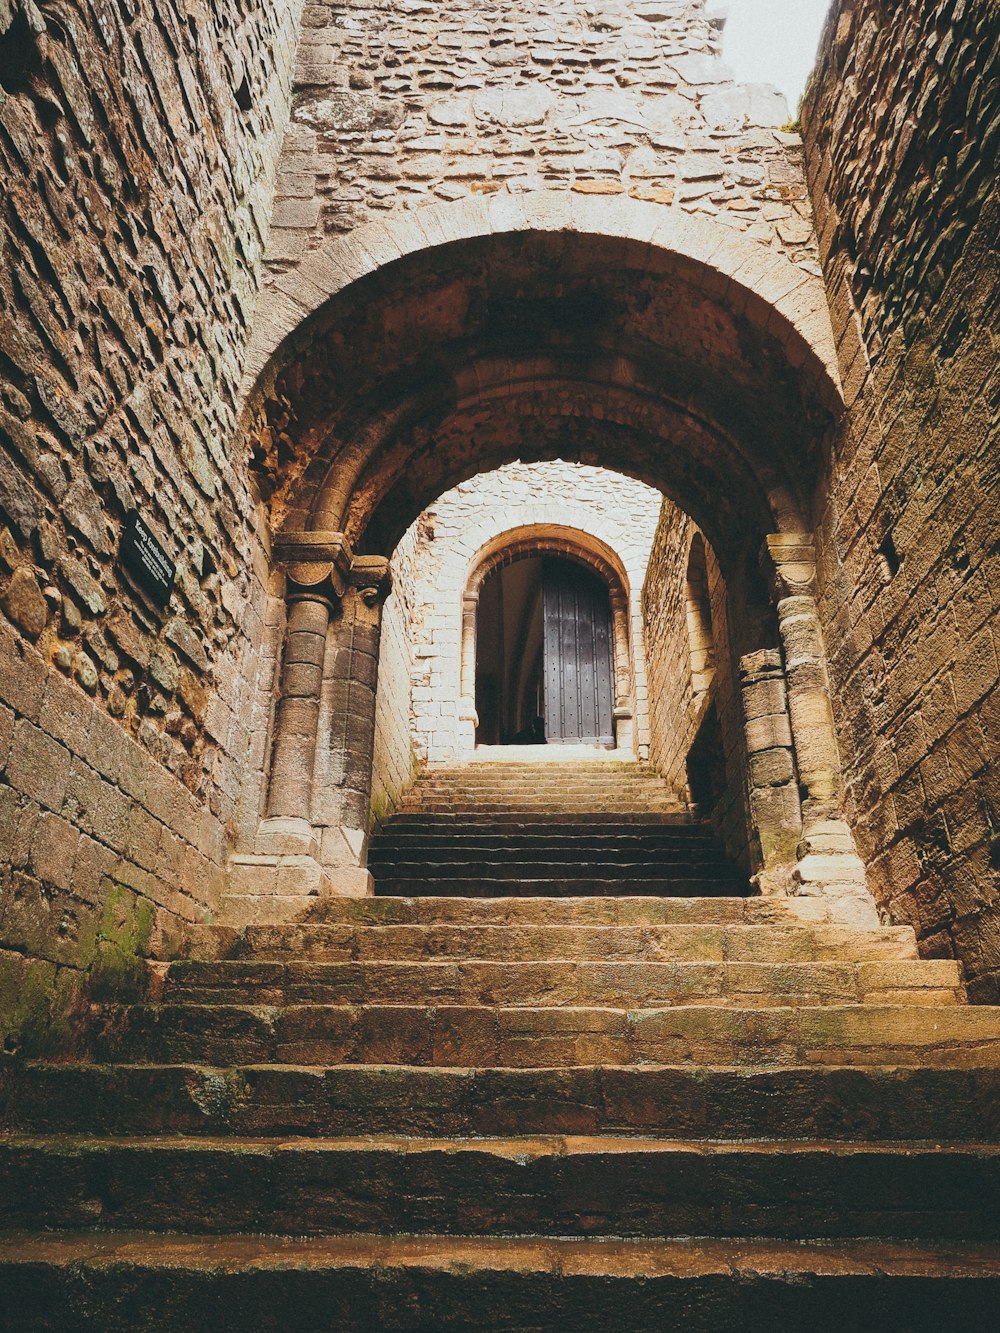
[1,884,162,1058]
[759,828,802,868]
[368,790,389,831]
[87,887,156,1002]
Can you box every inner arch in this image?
[247,210,842,575]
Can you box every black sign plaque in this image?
[120,510,176,609]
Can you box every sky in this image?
[720,0,833,111]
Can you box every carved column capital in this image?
[274,531,355,606]
[273,533,393,609]
[348,555,392,608]
[760,533,817,601]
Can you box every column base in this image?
[613,706,635,756]
[790,819,880,927]
[458,703,478,754]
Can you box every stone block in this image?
[30,812,80,892]
[6,722,71,812]
[2,567,47,639]
[0,624,45,720]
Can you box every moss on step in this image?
[0,885,161,1061]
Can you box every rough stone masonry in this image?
[0,0,997,1062]
[803,0,1000,998]
[0,0,300,1050]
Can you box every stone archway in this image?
[235,194,875,925]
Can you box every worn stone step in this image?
[397,792,683,805]
[225,922,920,963]
[383,812,699,827]
[2,1134,998,1241]
[7,1064,1000,1141]
[369,856,737,874]
[161,959,965,1009]
[373,842,725,863]
[398,782,682,793]
[188,897,855,952]
[371,833,726,850]
[1,1230,997,1332]
[214,895,840,929]
[414,774,655,779]
[402,781,679,793]
[295,896,757,927]
[92,1003,1000,1068]
[394,799,688,810]
[371,877,746,898]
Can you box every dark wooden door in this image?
[542,559,614,745]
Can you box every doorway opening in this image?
[475,555,615,747]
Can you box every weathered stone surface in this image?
[803,0,1000,999]
[0,0,299,1055]
[700,84,788,131]
[262,0,819,272]
[1,566,47,639]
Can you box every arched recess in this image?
[234,193,878,927]
[459,526,640,756]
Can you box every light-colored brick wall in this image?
[371,462,663,791]
[803,0,1000,997]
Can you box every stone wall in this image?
[265,0,818,275]
[0,0,299,1051]
[804,0,1000,997]
[642,499,751,870]
[371,461,663,794]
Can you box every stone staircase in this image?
[2,764,1000,1326]
[370,761,750,897]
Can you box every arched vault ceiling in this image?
[249,211,842,563]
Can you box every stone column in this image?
[458,591,479,751]
[316,556,392,889]
[762,534,878,925]
[267,593,332,821]
[609,588,634,752]
[264,534,355,839]
[229,533,389,912]
[738,648,801,889]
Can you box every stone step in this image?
[401,776,676,784]
[160,958,964,1008]
[371,861,740,877]
[397,790,683,804]
[0,1231,997,1331]
[368,857,739,873]
[211,895,833,928]
[3,1134,998,1242]
[383,812,700,827]
[8,1063,1000,1140]
[188,895,853,946]
[371,877,745,898]
[396,801,685,814]
[373,837,725,858]
[415,766,667,780]
[224,922,920,963]
[92,1004,1000,1068]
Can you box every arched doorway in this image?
[475,555,615,748]
[462,527,638,755]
